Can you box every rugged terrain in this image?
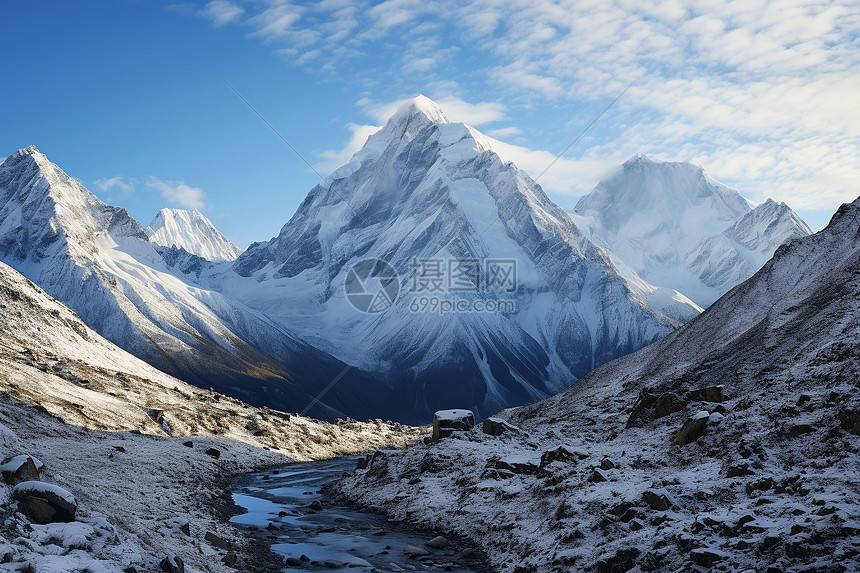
[0,259,421,572]
[333,197,860,572]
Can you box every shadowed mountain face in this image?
[217,97,677,420]
[1,99,808,423]
[0,146,419,422]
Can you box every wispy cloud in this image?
[188,0,860,214]
[200,0,245,27]
[146,177,207,210]
[94,175,137,198]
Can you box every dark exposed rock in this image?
[482,417,519,436]
[626,390,684,428]
[642,490,671,511]
[688,385,725,403]
[690,547,727,566]
[674,411,709,445]
[12,482,76,523]
[309,500,323,511]
[599,457,616,470]
[205,448,221,459]
[539,445,580,468]
[839,407,860,435]
[204,531,232,550]
[432,409,475,441]
[495,457,539,475]
[1,455,40,485]
[594,547,640,573]
[610,502,634,517]
[427,535,449,548]
[160,554,185,573]
[588,469,608,483]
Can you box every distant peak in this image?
[390,95,449,125]
[18,145,40,156]
[624,153,653,165]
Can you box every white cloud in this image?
[94,176,136,197]
[316,123,383,174]
[146,177,207,210]
[189,0,860,217]
[200,0,244,27]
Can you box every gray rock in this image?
[688,385,725,402]
[674,411,709,445]
[324,560,348,568]
[643,490,671,511]
[205,447,221,459]
[588,469,609,483]
[205,531,232,550]
[0,455,41,485]
[309,500,323,511]
[404,544,430,556]
[426,535,449,549]
[481,417,519,436]
[432,409,474,441]
[12,482,77,523]
[839,407,860,435]
[160,554,185,573]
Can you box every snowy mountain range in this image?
[336,194,860,573]
[213,96,679,419]
[0,145,401,422]
[146,208,242,262]
[0,97,812,422]
[572,155,811,307]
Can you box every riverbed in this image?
[230,457,484,572]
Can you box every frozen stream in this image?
[230,457,483,572]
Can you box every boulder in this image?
[838,407,860,435]
[494,456,540,475]
[324,560,348,568]
[588,469,608,483]
[205,448,221,459]
[482,417,520,436]
[688,386,725,403]
[205,531,232,550]
[599,457,616,470]
[426,535,449,549]
[539,445,585,468]
[674,411,710,445]
[432,409,475,441]
[0,455,42,485]
[594,547,640,573]
[160,554,184,573]
[643,490,671,511]
[12,481,77,523]
[690,547,728,566]
[627,390,685,428]
[404,544,430,556]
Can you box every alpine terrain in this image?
[335,196,860,572]
[213,96,692,420]
[572,154,812,307]
[0,258,420,571]
[0,145,405,422]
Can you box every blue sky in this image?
[2,0,858,247]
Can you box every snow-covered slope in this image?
[0,258,421,572]
[146,208,242,262]
[0,146,402,421]
[334,196,860,572]
[573,155,811,307]
[214,96,681,421]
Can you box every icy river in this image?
[230,457,483,572]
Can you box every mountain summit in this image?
[573,154,811,306]
[146,208,242,262]
[217,96,681,419]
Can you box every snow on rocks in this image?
[432,409,475,441]
[12,481,77,523]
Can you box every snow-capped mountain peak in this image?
[146,207,242,262]
[573,155,811,307]
[396,94,450,124]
